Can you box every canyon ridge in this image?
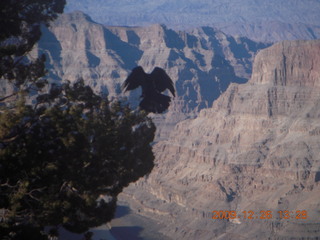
[33,12,268,140]
[30,12,320,239]
[122,39,320,239]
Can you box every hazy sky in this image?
[64,0,320,27]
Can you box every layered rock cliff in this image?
[28,12,320,238]
[121,40,320,239]
[33,12,268,139]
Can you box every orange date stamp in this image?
[212,210,308,220]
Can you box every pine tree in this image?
[0,0,66,102]
[0,81,155,239]
[0,1,156,239]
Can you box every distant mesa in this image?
[65,0,320,42]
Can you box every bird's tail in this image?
[139,93,171,113]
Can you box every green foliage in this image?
[0,1,156,239]
[0,81,156,238]
[0,0,66,102]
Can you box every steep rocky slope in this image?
[121,40,320,239]
[34,12,268,139]
[29,12,320,238]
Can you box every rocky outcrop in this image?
[33,12,268,140]
[30,12,320,238]
[121,40,320,239]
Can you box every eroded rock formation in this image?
[32,12,268,140]
[121,40,320,239]
[27,12,320,239]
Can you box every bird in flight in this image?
[122,66,175,113]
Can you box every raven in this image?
[122,66,175,113]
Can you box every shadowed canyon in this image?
[31,12,320,239]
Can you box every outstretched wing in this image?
[122,66,146,92]
[151,67,175,97]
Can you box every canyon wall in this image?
[29,12,320,239]
[33,12,268,140]
[121,40,320,239]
